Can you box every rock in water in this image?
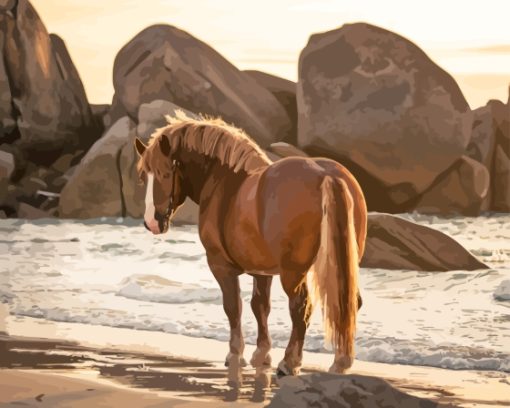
[268,373,453,408]
[494,280,510,301]
[363,213,487,271]
[297,23,472,210]
[113,25,292,148]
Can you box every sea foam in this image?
[117,274,222,304]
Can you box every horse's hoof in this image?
[276,368,287,379]
[329,355,353,374]
[276,360,300,378]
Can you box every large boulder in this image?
[113,25,292,148]
[362,213,487,271]
[492,145,510,212]
[414,156,489,216]
[0,1,99,164]
[135,99,194,141]
[244,70,297,144]
[467,101,499,210]
[468,100,503,169]
[59,117,136,218]
[490,97,509,212]
[269,373,451,408]
[297,23,472,210]
[467,99,509,211]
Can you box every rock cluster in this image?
[0,3,506,266]
[0,0,102,218]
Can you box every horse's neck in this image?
[178,150,246,205]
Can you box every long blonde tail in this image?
[312,176,359,370]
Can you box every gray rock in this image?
[414,156,490,216]
[171,198,199,225]
[59,117,136,218]
[244,70,297,144]
[50,153,78,175]
[136,100,197,141]
[20,176,47,195]
[0,0,16,11]
[0,1,99,164]
[0,150,14,180]
[494,280,510,301]
[17,202,51,219]
[297,23,472,209]
[118,131,142,219]
[467,99,509,212]
[113,24,292,148]
[363,213,487,271]
[492,144,510,212]
[90,103,110,130]
[269,373,453,408]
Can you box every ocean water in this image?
[0,214,509,372]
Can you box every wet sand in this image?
[0,333,268,407]
[0,315,509,407]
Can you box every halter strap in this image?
[167,160,181,217]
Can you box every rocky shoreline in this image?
[0,1,507,270]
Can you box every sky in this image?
[31,0,510,108]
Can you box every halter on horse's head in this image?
[135,135,186,234]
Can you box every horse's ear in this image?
[159,135,171,156]
[134,138,147,156]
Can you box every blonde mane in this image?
[139,111,271,177]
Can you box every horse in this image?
[134,112,367,385]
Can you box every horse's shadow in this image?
[98,357,277,403]
[224,368,274,403]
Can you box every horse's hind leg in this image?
[209,261,245,385]
[249,274,273,368]
[277,270,312,377]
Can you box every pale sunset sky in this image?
[31,0,510,108]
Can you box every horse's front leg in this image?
[278,270,311,377]
[249,274,273,368]
[249,274,273,389]
[209,261,245,385]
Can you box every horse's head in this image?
[135,135,187,235]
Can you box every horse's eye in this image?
[163,173,170,179]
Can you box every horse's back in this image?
[224,156,366,272]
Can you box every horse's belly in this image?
[247,267,281,276]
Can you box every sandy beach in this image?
[1,315,508,407]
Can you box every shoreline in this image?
[1,315,508,407]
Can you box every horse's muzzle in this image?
[144,219,162,235]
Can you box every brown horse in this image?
[135,112,367,385]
